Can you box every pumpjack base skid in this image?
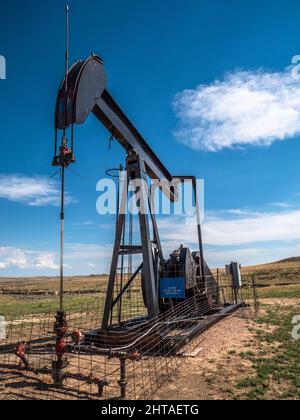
[82,302,244,356]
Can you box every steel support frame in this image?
[173,176,205,279]
[101,154,160,329]
[93,93,175,201]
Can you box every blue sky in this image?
[1,0,300,276]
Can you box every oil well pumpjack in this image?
[53,54,240,354]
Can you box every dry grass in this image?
[0,275,108,293]
[1,258,300,400]
[155,300,300,400]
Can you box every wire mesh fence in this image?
[0,275,259,400]
[111,267,147,325]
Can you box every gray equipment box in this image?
[226,262,242,289]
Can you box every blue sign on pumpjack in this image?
[160,278,186,299]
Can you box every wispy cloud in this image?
[65,243,113,260]
[64,243,113,274]
[0,262,9,269]
[88,263,97,269]
[0,247,29,269]
[204,209,300,246]
[0,247,58,270]
[158,209,300,247]
[173,67,300,151]
[205,244,300,268]
[0,243,113,274]
[0,174,75,207]
[269,202,292,209]
[157,205,300,267]
[72,221,95,228]
[35,253,59,270]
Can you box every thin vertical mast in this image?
[64,3,69,135]
[59,4,69,312]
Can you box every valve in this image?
[52,311,68,388]
[53,311,68,337]
[15,342,29,369]
[97,378,109,397]
[71,328,85,353]
[130,351,142,362]
[71,328,85,346]
[55,337,67,356]
[52,136,75,167]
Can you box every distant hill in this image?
[242,256,300,272]
[276,257,300,264]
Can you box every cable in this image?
[66,166,97,180]
[50,169,61,179]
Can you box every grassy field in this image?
[154,259,300,400]
[1,258,300,400]
[217,258,300,400]
[246,258,300,299]
[0,275,108,293]
[233,303,300,400]
[1,259,300,317]
[0,275,108,317]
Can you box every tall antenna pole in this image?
[59,168,65,312]
[64,3,69,136]
[52,4,70,388]
[59,4,69,312]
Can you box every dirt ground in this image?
[1,267,299,402]
[1,302,299,401]
[154,310,272,400]
[1,310,258,401]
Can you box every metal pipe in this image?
[193,178,205,280]
[63,4,69,135]
[59,166,65,312]
[118,356,127,399]
[54,129,58,156]
[252,275,259,314]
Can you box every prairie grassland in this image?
[1,259,300,400]
[155,259,300,400]
[0,275,108,293]
[0,259,300,317]
[0,276,108,317]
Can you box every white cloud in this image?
[204,210,300,246]
[173,67,300,151]
[87,263,97,269]
[1,204,299,273]
[158,209,300,247]
[0,247,58,270]
[63,243,113,274]
[72,221,95,228]
[269,202,292,209]
[157,206,300,267]
[65,243,113,260]
[0,247,29,268]
[0,174,75,207]
[35,253,58,270]
[0,243,113,274]
[0,262,9,269]
[205,244,300,268]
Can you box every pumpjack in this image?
[53,55,238,353]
